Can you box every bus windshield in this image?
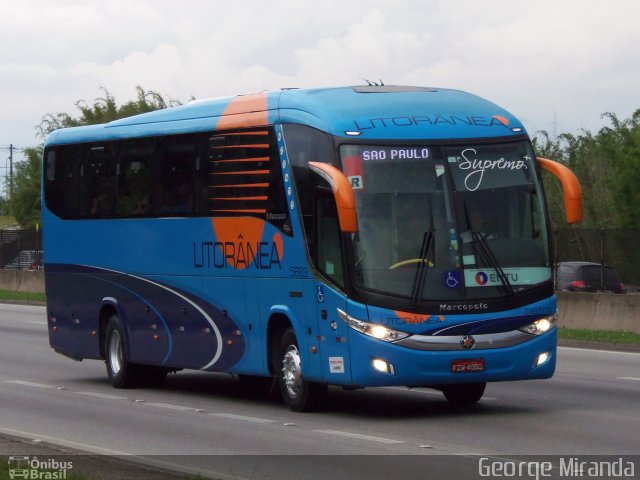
[340,141,550,302]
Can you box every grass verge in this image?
[0,289,46,303]
[558,326,640,346]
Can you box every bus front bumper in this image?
[346,328,557,387]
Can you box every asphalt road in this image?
[1,304,639,479]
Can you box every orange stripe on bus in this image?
[211,144,270,149]
[210,196,268,201]
[210,183,269,188]
[210,157,270,164]
[215,131,269,136]
[215,93,268,131]
[211,209,267,214]
[211,170,269,175]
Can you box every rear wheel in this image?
[441,382,486,405]
[105,314,168,388]
[278,328,326,411]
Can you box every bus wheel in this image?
[278,328,326,412]
[105,315,141,388]
[441,383,486,405]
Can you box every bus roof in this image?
[45,85,526,146]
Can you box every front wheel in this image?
[278,328,326,412]
[441,382,486,405]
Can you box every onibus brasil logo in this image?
[8,456,73,479]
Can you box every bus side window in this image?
[156,135,198,217]
[316,189,344,287]
[78,145,115,219]
[117,139,155,218]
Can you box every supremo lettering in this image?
[362,148,429,161]
[193,238,282,269]
[457,148,528,191]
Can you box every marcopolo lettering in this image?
[439,302,489,312]
[193,235,282,270]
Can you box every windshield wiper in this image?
[472,232,515,297]
[462,202,514,297]
[410,229,435,307]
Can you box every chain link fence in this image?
[0,228,43,270]
[553,228,640,290]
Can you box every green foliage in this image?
[36,85,181,138]
[7,147,42,229]
[533,109,640,229]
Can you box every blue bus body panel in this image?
[277,87,524,140]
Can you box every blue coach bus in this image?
[42,85,582,411]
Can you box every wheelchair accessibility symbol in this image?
[317,285,325,303]
[444,271,461,289]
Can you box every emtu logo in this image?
[475,272,489,286]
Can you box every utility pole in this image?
[9,143,13,198]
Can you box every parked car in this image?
[556,261,627,294]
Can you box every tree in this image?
[36,85,181,138]
[0,194,7,217]
[533,109,640,229]
[7,147,42,228]
[7,86,180,228]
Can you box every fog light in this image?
[372,359,395,375]
[372,359,389,373]
[535,351,550,367]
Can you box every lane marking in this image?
[28,321,47,325]
[5,380,57,389]
[388,386,497,401]
[75,391,128,400]
[143,402,196,411]
[0,427,130,456]
[618,377,640,382]
[314,429,404,444]
[559,346,640,357]
[210,413,277,424]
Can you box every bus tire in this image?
[278,328,326,412]
[105,314,142,388]
[442,382,486,405]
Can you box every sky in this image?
[1,0,639,190]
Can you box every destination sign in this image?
[361,147,430,162]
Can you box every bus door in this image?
[313,190,352,384]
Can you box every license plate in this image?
[451,358,485,373]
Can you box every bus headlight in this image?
[519,315,557,335]
[337,309,410,342]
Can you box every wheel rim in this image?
[282,344,302,399]
[108,330,123,375]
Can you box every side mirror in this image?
[308,162,358,233]
[537,157,583,224]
